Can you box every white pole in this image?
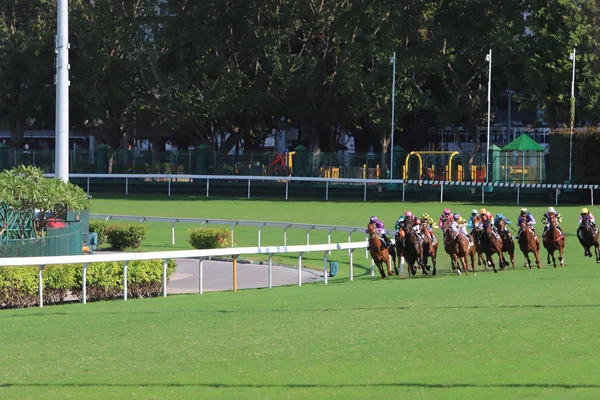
[38,266,44,308]
[297,253,303,287]
[171,221,177,245]
[268,254,273,289]
[82,263,88,304]
[323,251,329,285]
[486,49,492,184]
[370,259,375,279]
[162,259,168,297]
[569,48,576,182]
[55,0,70,182]
[199,258,204,294]
[390,52,396,179]
[349,250,354,281]
[123,261,129,301]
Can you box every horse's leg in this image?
[523,251,531,270]
[431,248,437,276]
[487,253,497,273]
[460,255,469,276]
[375,259,386,279]
[385,253,394,276]
[469,249,476,275]
[559,244,565,267]
[533,249,541,269]
[595,243,600,263]
[451,253,460,275]
[509,245,515,269]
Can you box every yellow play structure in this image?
[403,151,464,181]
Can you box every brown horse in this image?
[442,224,473,276]
[542,214,565,268]
[577,215,600,262]
[470,226,487,270]
[368,223,395,278]
[518,221,541,269]
[420,224,438,276]
[479,221,505,273]
[496,219,515,269]
[396,220,425,276]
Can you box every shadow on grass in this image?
[1,382,599,390]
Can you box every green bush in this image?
[0,259,177,308]
[548,127,600,183]
[89,220,108,246]
[189,228,233,249]
[105,224,147,250]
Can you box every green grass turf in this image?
[89,194,594,274]
[2,195,600,399]
[1,262,600,399]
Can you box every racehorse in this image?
[367,223,395,278]
[496,219,515,269]
[518,221,541,269]
[420,223,438,276]
[578,215,600,262]
[396,220,425,276]
[542,214,565,268]
[478,221,505,273]
[442,223,474,276]
[470,226,487,270]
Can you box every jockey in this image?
[467,209,479,229]
[452,213,471,241]
[366,216,392,249]
[542,207,563,236]
[494,213,512,233]
[517,208,536,238]
[578,208,596,227]
[421,213,435,233]
[438,208,452,229]
[404,211,420,230]
[394,215,405,231]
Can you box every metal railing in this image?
[1,240,371,308]
[48,173,600,205]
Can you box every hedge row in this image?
[89,222,147,250]
[548,127,600,183]
[189,227,233,249]
[0,259,176,309]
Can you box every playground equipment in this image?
[403,151,461,181]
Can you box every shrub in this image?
[89,220,108,246]
[105,224,147,250]
[188,228,232,249]
[0,259,177,308]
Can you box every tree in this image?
[0,0,55,148]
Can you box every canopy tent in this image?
[500,135,545,183]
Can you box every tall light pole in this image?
[55,0,70,182]
[568,48,576,182]
[390,52,396,179]
[485,49,492,183]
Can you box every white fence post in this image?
[283,224,291,246]
[327,227,335,255]
[592,188,594,206]
[87,177,90,194]
[297,252,303,287]
[349,249,354,281]
[370,258,375,279]
[323,251,329,284]
[363,181,367,202]
[125,177,129,195]
[206,179,210,197]
[306,227,312,246]
[168,177,171,197]
[481,185,485,204]
[268,254,274,288]
[162,259,168,297]
[38,265,44,308]
[230,222,238,247]
[326,181,329,201]
[257,223,266,247]
[123,261,129,301]
[555,188,559,206]
[247,179,251,199]
[199,258,204,294]
[402,183,406,202]
[517,187,520,205]
[440,182,444,203]
[285,180,289,200]
[82,263,89,304]
[171,220,178,246]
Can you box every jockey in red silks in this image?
[438,208,452,229]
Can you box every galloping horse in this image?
[518,221,541,269]
[442,223,474,276]
[542,214,565,268]
[496,219,515,269]
[396,220,425,276]
[367,223,395,279]
[578,215,600,262]
[420,223,438,276]
[470,226,487,270]
[478,221,505,273]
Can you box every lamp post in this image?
[55,0,70,182]
[390,52,396,179]
[485,49,492,183]
[568,48,576,182]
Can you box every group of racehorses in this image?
[367,212,599,279]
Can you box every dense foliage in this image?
[2,1,600,152]
[0,165,89,237]
[547,127,600,183]
[0,259,177,308]
[189,228,233,249]
[105,224,147,250]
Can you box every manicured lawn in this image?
[1,261,600,399]
[2,195,599,399]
